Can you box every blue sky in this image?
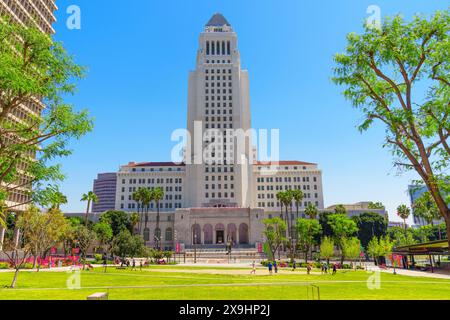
[53,0,448,223]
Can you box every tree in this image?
[141,187,152,230]
[333,204,347,215]
[152,187,164,250]
[99,211,132,237]
[320,236,334,264]
[319,211,333,238]
[130,212,140,235]
[367,236,394,266]
[341,237,361,269]
[49,191,68,210]
[368,202,385,210]
[0,230,32,288]
[305,203,319,220]
[333,10,450,250]
[414,191,443,239]
[132,188,143,233]
[93,222,113,256]
[397,204,411,231]
[388,226,417,247]
[81,191,98,226]
[327,214,358,264]
[18,207,68,270]
[75,225,96,268]
[112,229,144,261]
[352,212,388,248]
[292,189,304,221]
[262,217,287,260]
[0,18,93,216]
[295,218,321,263]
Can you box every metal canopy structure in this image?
[393,240,449,256]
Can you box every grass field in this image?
[0,266,449,300]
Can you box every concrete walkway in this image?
[366,265,450,280]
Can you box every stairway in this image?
[183,247,267,264]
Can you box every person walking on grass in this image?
[132,259,136,271]
[332,263,337,275]
[307,263,312,275]
[250,260,256,275]
[292,260,296,272]
[268,261,273,275]
[140,260,143,271]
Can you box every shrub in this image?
[19,263,34,270]
[0,262,10,269]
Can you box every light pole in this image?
[194,233,197,264]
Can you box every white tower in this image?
[185,13,253,208]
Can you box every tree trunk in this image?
[156,201,161,250]
[10,269,19,288]
[32,255,38,269]
[84,200,90,227]
[446,217,450,250]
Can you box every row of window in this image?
[205,59,232,64]
[122,202,182,210]
[260,201,320,209]
[205,40,231,56]
[205,95,233,102]
[124,186,183,193]
[205,192,235,199]
[130,167,183,172]
[257,193,319,199]
[123,178,182,184]
[205,102,233,108]
[257,185,318,191]
[256,176,317,183]
[205,82,232,88]
[205,75,232,81]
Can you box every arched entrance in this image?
[215,223,225,244]
[203,224,213,245]
[239,223,249,244]
[192,224,201,245]
[226,223,237,245]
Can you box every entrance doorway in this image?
[216,230,224,244]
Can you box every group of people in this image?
[321,262,337,275]
[114,257,144,271]
[251,260,339,275]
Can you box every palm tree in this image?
[305,203,319,220]
[141,188,152,230]
[130,212,140,235]
[276,191,287,234]
[81,191,98,226]
[131,188,142,234]
[396,204,411,231]
[292,189,304,221]
[276,191,284,220]
[50,191,68,210]
[414,191,442,240]
[152,187,164,250]
[284,190,294,238]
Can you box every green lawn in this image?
[0,267,449,300]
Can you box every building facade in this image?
[0,0,57,211]
[0,1,57,248]
[92,173,117,213]
[109,14,324,250]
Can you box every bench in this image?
[87,292,109,300]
